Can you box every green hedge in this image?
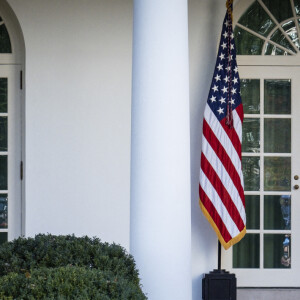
[0,234,147,299]
[0,266,146,300]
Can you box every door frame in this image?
[222,65,300,287]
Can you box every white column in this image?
[130,1,191,299]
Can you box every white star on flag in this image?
[219,53,225,60]
[219,96,226,104]
[212,85,218,92]
[210,95,217,102]
[217,107,224,114]
[215,74,221,82]
[221,86,228,93]
[217,63,223,71]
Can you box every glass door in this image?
[0,65,22,245]
[223,66,300,287]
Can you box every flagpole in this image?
[218,240,221,271]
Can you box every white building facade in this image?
[0,0,299,299]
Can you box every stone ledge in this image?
[237,288,300,300]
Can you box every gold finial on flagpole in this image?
[226,0,234,20]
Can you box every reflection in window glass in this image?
[245,195,260,229]
[264,80,291,114]
[240,79,260,114]
[0,117,7,152]
[0,194,7,229]
[238,1,275,37]
[264,119,291,153]
[264,195,291,230]
[0,78,7,113]
[295,0,300,16]
[270,29,296,53]
[282,20,300,49]
[242,118,260,153]
[242,156,260,191]
[264,157,291,191]
[0,232,7,245]
[233,234,260,268]
[0,156,7,190]
[0,24,11,53]
[262,0,293,23]
[264,234,291,268]
[234,26,264,55]
[264,43,289,55]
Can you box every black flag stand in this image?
[202,241,237,300]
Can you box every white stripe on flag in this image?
[233,109,242,143]
[200,170,240,238]
[202,135,246,223]
[204,106,244,188]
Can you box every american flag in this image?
[199,7,246,250]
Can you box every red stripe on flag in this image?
[203,119,245,206]
[220,115,242,159]
[235,103,244,123]
[199,185,232,243]
[201,153,245,231]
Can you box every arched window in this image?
[234,0,300,55]
[0,2,25,246]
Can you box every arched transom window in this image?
[234,0,300,55]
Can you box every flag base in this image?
[202,269,236,300]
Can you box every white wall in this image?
[188,0,227,299]
[6,0,132,249]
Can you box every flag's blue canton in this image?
[207,12,241,122]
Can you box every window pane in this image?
[234,26,264,55]
[0,194,7,229]
[0,117,7,152]
[295,0,300,16]
[264,79,291,114]
[238,1,275,37]
[262,0,293,23]
[243,118,260,153]
[270,29,296,54]
[264,119,291,153]
[0,155,7,190]
[264,43,290,55]
[264,234,291,268]
[233,234,260,268]
[264,195,291,230]
[0,24,11,53]
[0,232,7,245]
[282,20,300,49]
[242,156,260,191]
[264,157,291,191]
[245,195,260,229]
[240,79,260,114]
[0,78,7,113]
